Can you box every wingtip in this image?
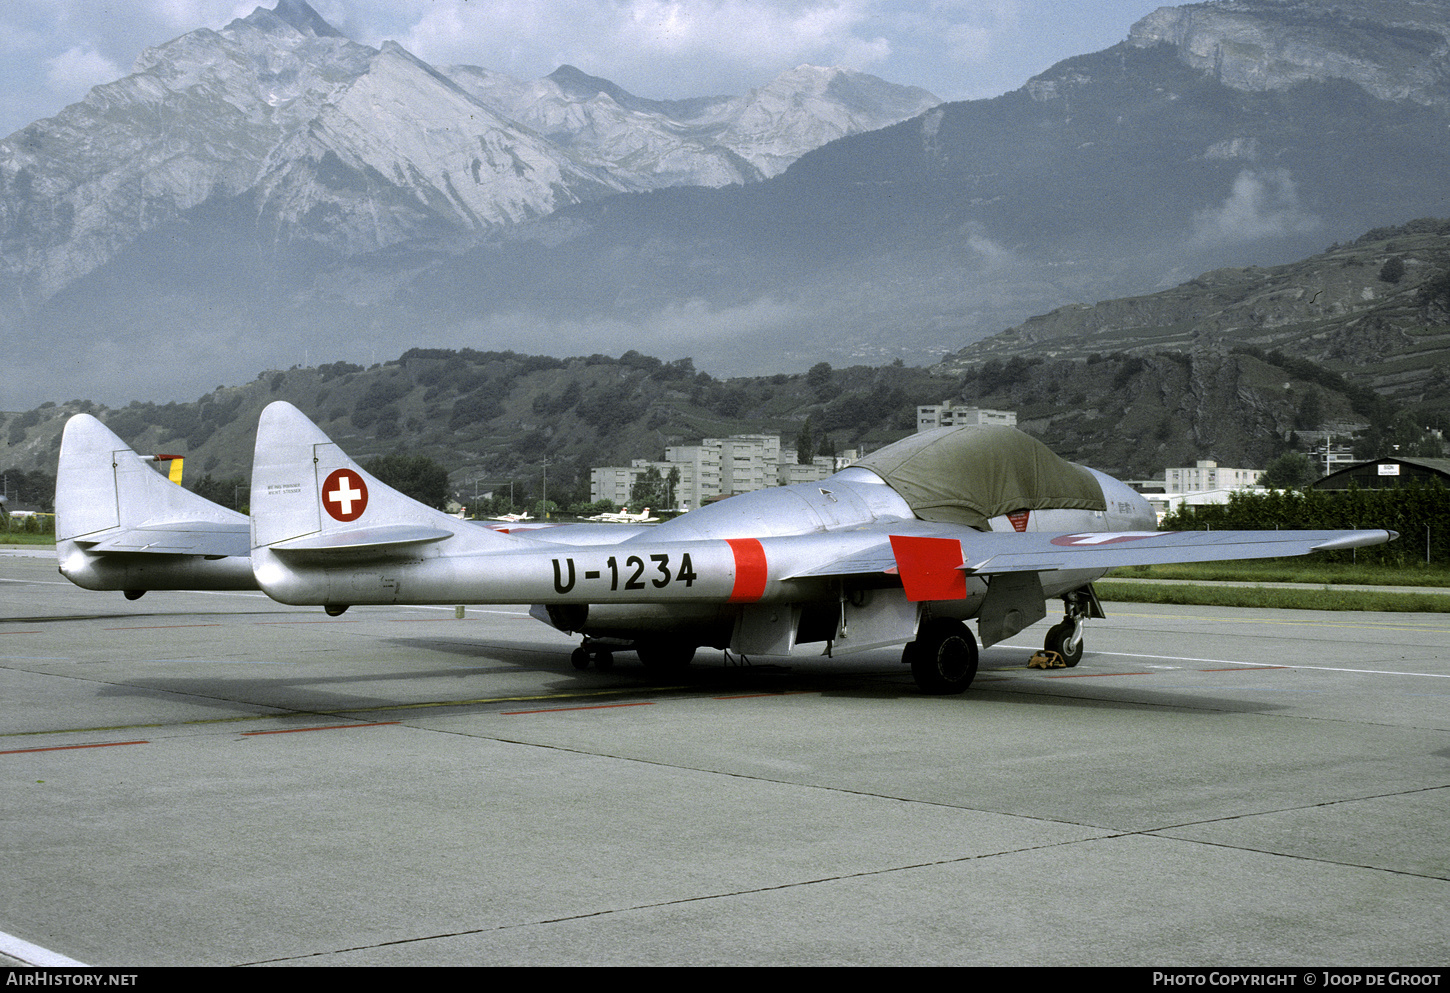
[1310,529,1397,552]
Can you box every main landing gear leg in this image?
[1043,591,1090,668]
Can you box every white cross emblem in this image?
[322,469,368,521]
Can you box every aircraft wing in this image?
[790,525,1397,601]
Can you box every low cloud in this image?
[381,0,896,97]
[433,296,805,371]
[1190,168,1320,247]
[44,44,123,98]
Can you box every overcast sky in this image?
[1,1,1172,138]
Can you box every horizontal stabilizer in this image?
[80,522,251,557]
[270,524,455,554]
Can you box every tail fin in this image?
[55,414,252,592]
[56,415,246,548]
[250,401,512,555]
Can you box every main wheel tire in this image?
[636,641,695,673]
[1044,621,1083,667]
[908,619,979,694]
[571,647,591,671]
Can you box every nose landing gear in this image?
[1042,588,1099,668]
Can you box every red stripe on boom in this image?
[726,538,768,603]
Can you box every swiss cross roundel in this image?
[322,468,368,522]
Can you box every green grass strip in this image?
[1097,581,1450,612]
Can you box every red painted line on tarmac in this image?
[713,691,815,700]
[725,537,767,603]
[256,619,355,625]
[503,702,656,715]
[242,722,401,735]
[2,740,148,755]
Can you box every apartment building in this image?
[916,404,1017,432]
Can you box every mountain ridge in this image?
[939,216,1450,413]
[0,0,937,314]
[7,0,1450,410]
[4,219,1444,495]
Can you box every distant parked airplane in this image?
[586,507,659,523]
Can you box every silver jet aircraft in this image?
[247,401,1394,693]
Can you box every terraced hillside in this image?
[942,219,1450,416]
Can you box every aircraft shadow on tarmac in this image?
[387,634,927,696]
[369,635,1306,714]
[80,631,1301,719]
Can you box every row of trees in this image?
[1,467,57,513]
[1162,484,1450,566]
[2,511,53,534]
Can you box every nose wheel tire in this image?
[1044,620,1083,667]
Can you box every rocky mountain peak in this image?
[264,0,347,39]
[0,0,939,324]
[1128,0,1450,105]
[547,65,637,106]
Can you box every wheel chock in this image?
[1028,651,1067,669]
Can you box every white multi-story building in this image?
[712,434,779,496]
[778,456,838,486]
[590,466,637,507]
[1302,437,1359,476]
[663,444,722,509]
[590,459,697,511]
[591,435,860,512]
[1164,460,1262,494]
[916,404,1016,432]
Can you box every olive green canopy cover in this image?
[855,425,1106,530]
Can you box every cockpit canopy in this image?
[855,425,1105,530]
